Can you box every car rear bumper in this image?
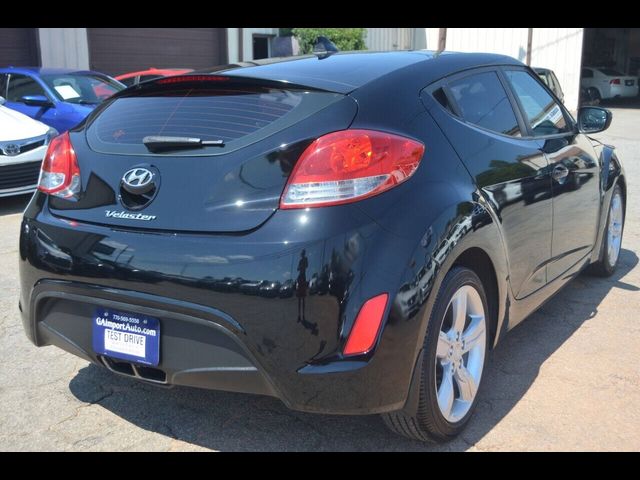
[19,193,427,415]
[26,280,278,397]
[608,84,639,98]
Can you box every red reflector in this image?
[610,78,621,85]
[343,293,389,356]
[157,75,229,84]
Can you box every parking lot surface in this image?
[0,107,638,451]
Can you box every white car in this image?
[0,97,57,198]
[581,67,639,100]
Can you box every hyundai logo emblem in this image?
[2,144,20,156]
[121,167,155,194]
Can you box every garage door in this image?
[0,29,39,67]
[87,28,228,77]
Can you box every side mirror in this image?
[21,94,53,108]
[578,106,612,134]
[0,96,5,106]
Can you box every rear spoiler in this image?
[112,73,339,101]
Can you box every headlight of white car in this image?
[45,128,59,145]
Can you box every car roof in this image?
[203,50,523,94]
[0,66,107,76]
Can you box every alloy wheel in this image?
[435,285,486,423]
[607,191,624,267]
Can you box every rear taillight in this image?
[610,78,621,85]
[280,129,425,209]
[38,132,81,198]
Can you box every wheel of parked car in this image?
[587,87,601,104]
[588,184,625,277]
[382,266,489,442]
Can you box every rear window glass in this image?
[448,71,521,137]
[599,68,624,76]
[87,86,341,156]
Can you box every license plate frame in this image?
[92,308,160,366]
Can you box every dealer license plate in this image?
[92,308,160,366]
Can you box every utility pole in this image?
[526,28,533,66]
[438,28,447,53]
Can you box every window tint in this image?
[6,74,46,102]
[599,68,624,76]
[551,72,563,97]
[87,85,343,156]
[448,71,521,137]
[537,72,549,86]
[582,68,593,78]
[504,70,570,137]
[41,74,122,104]
[139,75,163,83]
[432,87,454,114]
[120,77,137,87]
[0,74,8,98]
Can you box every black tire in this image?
[587,87,601,105]
[382,267,489,442]
[587,184,625,277]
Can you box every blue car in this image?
[0,67,125,133]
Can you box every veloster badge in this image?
[105,210,157,221]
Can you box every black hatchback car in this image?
[19,51,626,442]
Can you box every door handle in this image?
[552,164,569,183]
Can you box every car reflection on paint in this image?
[279,279,295,298]
[259,281,282,298]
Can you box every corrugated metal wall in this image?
[38,28,89,70]
[365,28,414,51]
[445,28,530,61]
[529,28,584,113]
[423,28,584,112]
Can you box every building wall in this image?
[365,28,414,51]
[227,28,278,63]
[423,28,584,113]
[529,28,584,113]
[38,28,89,70]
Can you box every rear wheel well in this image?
[452,248,499,347]
[618,175,627,214]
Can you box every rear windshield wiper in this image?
[142,136,225,152]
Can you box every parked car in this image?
[533,67,564,103]
[19,51,626,443]
[581,66,639,101]
[115,68,194,87]
[0,96,57,197]
[0,67,125,133]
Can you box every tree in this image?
[291,28,367,54]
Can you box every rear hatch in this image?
[49,76,358,232]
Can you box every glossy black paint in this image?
[19,51,626,415]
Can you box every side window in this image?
[0,74,8,98]
[138,75,162,83]
[119,77,137,87]
[447,71,521,137]
[537,72,549,87]
[504,70,570,137]
[581,68,594,79]
[551,72,563,97]
[6,74,47,102]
